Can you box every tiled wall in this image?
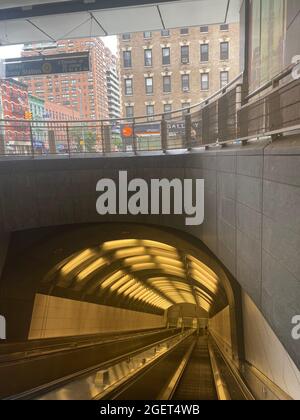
[29,294,166,339]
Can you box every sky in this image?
[0,35,118,59]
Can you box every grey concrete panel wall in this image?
[285,0,300,65]
[0,136,299,367]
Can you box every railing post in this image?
[102,123,112,154]
[0,124,4,156]
[185,109,192,151]
[101,122,105,155]
[66,121,71,157]
[235,84,243,142]
[29,121,34,158]
[270,78,283,141]
[132,119,137,155]
[161,115,168,153]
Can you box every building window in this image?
[145,77,154,94]
[126,106,134,119]
[181,45,189,64]
[180,28,189,35]
[181,74,190,92]
[220,71,229,88]
[162,47,171,65]
[143,31,152,39]
[164,103,172,119]
[125,79,133,96]
[144,49,152,67]
[146,105,155,120]
[220,42,229,60]
[123,50,132,68]
[161,29,170,37]
[200,26,209,33]
[201,73,209,90]
[200,44,209,62]
[122,33,131,41]
[163,75,171,93]
[220,24,229,31]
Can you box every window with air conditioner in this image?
[220,71,229,88]
[181,46,189,64]
[181,74,190,92]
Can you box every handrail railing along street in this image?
[0,65,299,158]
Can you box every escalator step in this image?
[172,337,217,401]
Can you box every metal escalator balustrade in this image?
[22,329,195,400]
[1,328,178,399]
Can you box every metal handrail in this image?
[0,73,244,125]
[0,64,299,157]
[245,64,294,102]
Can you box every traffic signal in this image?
[24,111,33,120]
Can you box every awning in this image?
[0,0,241,45]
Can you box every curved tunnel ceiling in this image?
[43,238,227,315]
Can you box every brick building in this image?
[20,38,119,121]
[0,78,30,153]
[119,23,240,119]
[105,48,121,120]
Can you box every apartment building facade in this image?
[105,48,121,120]
[0,78,31,153]
[20,38,118,121]
[119,23,240,119]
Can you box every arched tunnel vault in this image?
[0,223,244,364]
[43,238,227,316]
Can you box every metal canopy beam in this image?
[0,0,183,20]
[0,0,240,46]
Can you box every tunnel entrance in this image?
[0,223,243,363]
[1,223,299,400]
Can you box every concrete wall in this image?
[209,293,300,400]
[0,174,9,279]
[0,136,299,368]
[285,0,300,65]
[209,305,233,361]
[242,292,300,400]
[29,293,166,339]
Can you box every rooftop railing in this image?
[0,65,299,158]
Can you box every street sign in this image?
[3,52,90,78]
[122,125,134,138]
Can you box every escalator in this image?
[172,336,217,400]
